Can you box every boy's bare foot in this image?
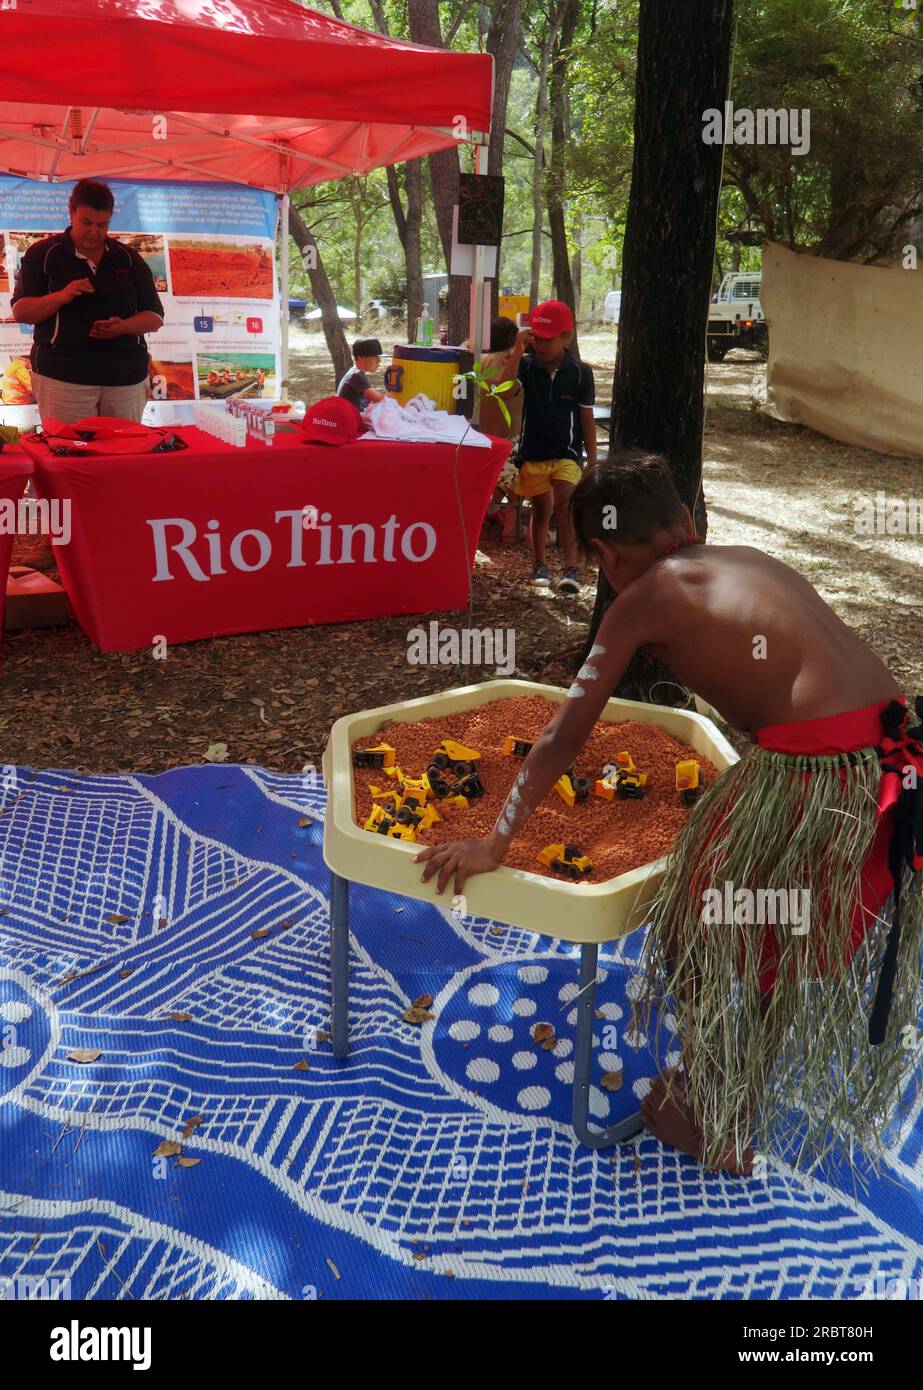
[640,1073,755,1175]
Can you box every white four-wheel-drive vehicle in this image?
[707,272,767,361]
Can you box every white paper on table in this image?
[362,395,493,448]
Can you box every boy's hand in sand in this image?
[415,836,504,896]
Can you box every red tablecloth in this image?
[0,447,36,655]
[22,426,511,652]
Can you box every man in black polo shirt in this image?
[500,300,596,594]
[11,178,164,424]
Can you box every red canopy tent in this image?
[0,0,495,390]
[0,0,494,190]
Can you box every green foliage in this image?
[454,361,516,428]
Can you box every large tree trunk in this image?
[529,22,556,307]
[386,158,424,341]
[486,0,524,319]
[409,0,468,344]
[372,2,423,342]
[578,0,736,695]
[546,0,581,355]
[288,202,351,388]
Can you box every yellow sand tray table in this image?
[322,679,738,1149]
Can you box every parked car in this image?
[707,273,767,361]
[603,290,622,325]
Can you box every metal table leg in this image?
[572,942,644,1148]
[329,871,350,1060]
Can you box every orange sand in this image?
[351,695,717,883]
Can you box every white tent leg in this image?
[279,191,290,403]
[468,141,489,365]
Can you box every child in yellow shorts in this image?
[501,300,597,594]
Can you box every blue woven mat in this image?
[1,764,921,1300]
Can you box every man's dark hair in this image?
[353,337,383,358]
[68,179,115,214]
[570,449,686,555]
[489,316,518,352]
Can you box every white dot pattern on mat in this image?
[0,1046,31,1068]
[466,1057,500,1084]
[0,1002,32,1023]
[433,958,678,1128]
[449,1020,480,1042]
[518,1086,551,1111]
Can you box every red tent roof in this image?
[0,0,494,191]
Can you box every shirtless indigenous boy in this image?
[416,451,923,1175]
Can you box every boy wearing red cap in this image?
[499,300,596,594]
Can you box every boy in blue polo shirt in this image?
[500,300,597,594]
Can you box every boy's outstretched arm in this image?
[414,591,649,895]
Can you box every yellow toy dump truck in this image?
[675,758,702,805]
[502,736,534,758]
[429,740,481,776]
[554,768,591,807]
[537,842,593,880]
[353,741,396,770]
[363,804,415,840]
[595,751,648,801]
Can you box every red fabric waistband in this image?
[755,698,905,755]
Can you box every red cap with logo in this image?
[301,396,361,446]
[528,299,574,339]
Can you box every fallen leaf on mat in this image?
[119,969,133,979]
[170,1011,193,1022]
[181,1117,203,1138]
[154,1140,182,1158]
[67,1048,101,1064]
[601,1070,623,1092]
[293,1059,310,1071]
[106,913,129,925]
[298,816,312,828]
[316,1030,332,1044]
[540,1036,558,1052]
[402,1006,435,1025]
[326,1258,341,1280]
[412,994,433,1009]
[251,928,270,939]
[532,1023,555,1044]
[177,1157,201,1168]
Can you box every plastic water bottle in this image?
[415,305,434,346]
[264,415,275,446]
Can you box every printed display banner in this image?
[0,177,280,415]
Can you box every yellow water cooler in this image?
[384,345,475,418]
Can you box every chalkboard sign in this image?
[457,173,505,248]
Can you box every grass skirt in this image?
[642,742,923,1173]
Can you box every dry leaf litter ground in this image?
[4,335,921,772]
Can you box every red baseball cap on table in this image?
[528,299,574,338]
[301,396,360,446]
